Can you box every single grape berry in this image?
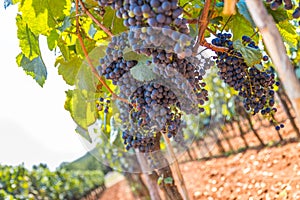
[242,35,251,43]
[275,125,281,131]
[280,124,285,128]
[263,55,269,61]
[292,7,300,18]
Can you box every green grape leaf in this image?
[236,0,255,27]
[64,89,99,130]
[130,62,157,82]
[47,0,70,20]
[19,0,71,35]
[266,6,289,23]
[164,177,173,185]
[123,49,150,61]
[47,29,59,51]
[254,64,263,71]
[227,13,256,42]
[210,16,223,25]
[233,40,262,67]
[75,37,96,57]
[75,125,92,143]
[16,14,41,60]
[102,7,127,35]
[84,0,99,7]
[57,37,70,61]
[76,60,99,93]
[19,0,50,35]
[109,116,118,145]
[16,53,47,87]
[277,21,298,49]
[55,54,82,86]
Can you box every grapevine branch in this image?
[191,0,229,53]
[78,0,113,37]
[186,18,198,24]
[75,0,130,105]
[202,40,228,53]
[193,0,212,52]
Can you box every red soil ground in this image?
[100,109,300,200]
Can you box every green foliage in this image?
[59,152,111,173]
[55,54,83,85]
[266,6,289,23]
[64,89,100,131]
[130,62,157,82]
[277,21,298,49]
[226,13,256,42]
[16,53,47,87]
[236,0,255,27]
[233,40,262,67]
[164,177,174,185]
[0,164,104,199]
[157,176,163,185]
[102,7,127,35]
[16,15,41,60]
[7,0,300,156]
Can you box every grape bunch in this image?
[122,130,157,152]
[98,33,138,84]
[293,3,300,19]
[96,97,111,114]
[150,50,210,110]
[126,27,212,113]
[117,81,183,152]
[96,0,214,152]
[98,0,189,34]
[212,33,281,127]
[128,27,193,59]
[265,0,300,19]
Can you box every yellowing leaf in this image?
[19,0,50,35]
[16,15,40,60]
[47,29,59,51]
[227,13,256,42]
[64,89,99,130]
[55,54,82,86]
[277,21,298,49]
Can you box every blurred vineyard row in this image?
[0,164,105,200]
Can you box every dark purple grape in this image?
[150,0,160,8]
[293,7,300,18]
[263,55,269,61]
[162,1,171,11]
[156,14,166,23]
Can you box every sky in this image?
[0,5,87,170]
